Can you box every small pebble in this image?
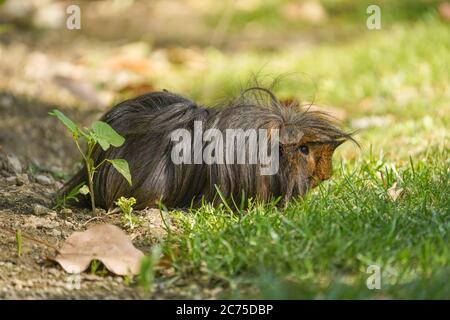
[35,174,53,186]
[61,208,73,217]
[64,220,74,228]
[48,268,59,277]
[0,95,13,108]
[6,154,22,173]
[12,279,24,290]
[6,176,17,185]
[47,210,58,218]
[51,229,62,237]
[16,173,29,185]
[32,203,50,216]
[5,174,29,186]
[95,208,106,215]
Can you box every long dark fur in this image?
[61,88,356,210]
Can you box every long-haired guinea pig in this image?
[60,88,357,210]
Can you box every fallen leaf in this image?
[281,1,328,23]
[117,83,155,96]
[105,57,153,74]
[387,182,405,202]
[439,3,450,22]
[54,224,145,275]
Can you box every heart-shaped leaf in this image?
[49,109,80,136]
[54,224,145,275]
[91,121,125,151]
[108,159,132,185]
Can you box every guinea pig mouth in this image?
[290,175,311,199]
[280,176,320,205]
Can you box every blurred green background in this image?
[0,0,449,299]
[0,0,448,162]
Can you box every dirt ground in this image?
[0,147,206,299]
[0,0,235,299]
[0,0,395,299]
[0,91,214,299]
[0,85,232,299]
[0,96,156,299]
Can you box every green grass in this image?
[143,4,450,299]
[160,148,449,299]
[152,15,449,160]
[204,0,443,35]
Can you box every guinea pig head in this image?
[277,117,351,202]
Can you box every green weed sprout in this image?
[16,229,22,257]
[139,245,161,292]
[50,109,132,215]
[115,196,138,228]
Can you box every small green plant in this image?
[16,229,22,257]
[90,260,108,276]
[123,274,134,286]
[115,196,138,229]
[54,182,84,210]
[50,110,132,215]
[139,246,161,292]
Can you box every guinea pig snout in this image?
[308,171,331,189]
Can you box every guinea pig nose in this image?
[317,174,331,183]
[316,165,333,182]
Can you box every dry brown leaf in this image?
[281,1,328,23]
[387,182,405,202]
[117,83,155,96]
[439,3,450,22]
[54,224,145,275]
[105,57,153,74]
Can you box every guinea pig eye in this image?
[299,145,309,155]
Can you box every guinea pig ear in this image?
[279,125,304,145]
